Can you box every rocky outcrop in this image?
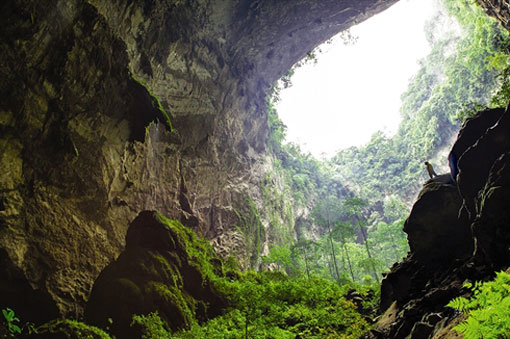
[367,107,510,338]
[477,0,510,30]
[403,176,472,265]
[84,211,226,338]
[0,0,397,322]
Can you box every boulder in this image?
[457,108,510,216]
[84,211,226,338]
[403,179,472,265]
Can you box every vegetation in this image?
[447,270,510,338]
[332,0,510,202]
[0,310,110,339]
[36,319,111,339]
[1,308,21,337]
[174,272,378,339]
[4,1,510,338]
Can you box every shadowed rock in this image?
[84,211,226,338]
[404,179,472,265]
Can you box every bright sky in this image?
[276,0,438,158]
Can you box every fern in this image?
[447,271,510,339]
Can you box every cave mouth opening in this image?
[262,0,510,285]
[274,0,439,159]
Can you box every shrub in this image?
[447,271,510,338]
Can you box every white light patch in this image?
[276,0,438,158]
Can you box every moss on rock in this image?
[84,211,226,338]
[36,319,111,339]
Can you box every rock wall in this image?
[477,0,510,30]
[366,107,510,338]
[0,0,397,321]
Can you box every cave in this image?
[1,0,510,337]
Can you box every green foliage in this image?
[490,65,510,107]
[131,312,170,339]
[234,197,265,266]
[267,102,287,154]
[447,271,510,338]
[2,308,21,337]
[0,308,39,338]
[174,272,374,339]
[155,212,219,282]
[262,245,292,272]
[37,319,111,339]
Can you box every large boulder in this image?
[457,108,509,216]
[403,177,472,265]
[84,211,226,338]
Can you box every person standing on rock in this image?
[424,161,438,179]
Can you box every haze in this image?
[276,0,438,158]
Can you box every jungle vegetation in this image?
[263,0,510,285]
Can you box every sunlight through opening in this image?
[276,0,440,158]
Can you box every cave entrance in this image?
[263,0,509,284]
[274,0,438,158]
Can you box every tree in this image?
[262,245,292,272]
[369,220,409,266]
[312,197,343,283]
[343,197,380,283]
[292,239,319,280]
[331,221,356,282]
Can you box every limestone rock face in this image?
[0,0,397,321]
[368,107,510,338]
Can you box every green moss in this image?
[129,73,173,132]
[115,278,143,300]
[233,197,265,267]
[131,312,170,339]
[153,254,182,286]
[86,212,229,337]
[154,212,217,280]
[258,169,295,246]
[146,281,194,328]
[37,319,111,339]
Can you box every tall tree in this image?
[343,197,380,283]
[312,197,343,282]
[332,221,356,282]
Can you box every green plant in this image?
[2,308,21,337]
[37,319,110,338]
[131,312,170,339]
[173,271,373,339]
[447,271,510,338]
[456,102,488,123]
